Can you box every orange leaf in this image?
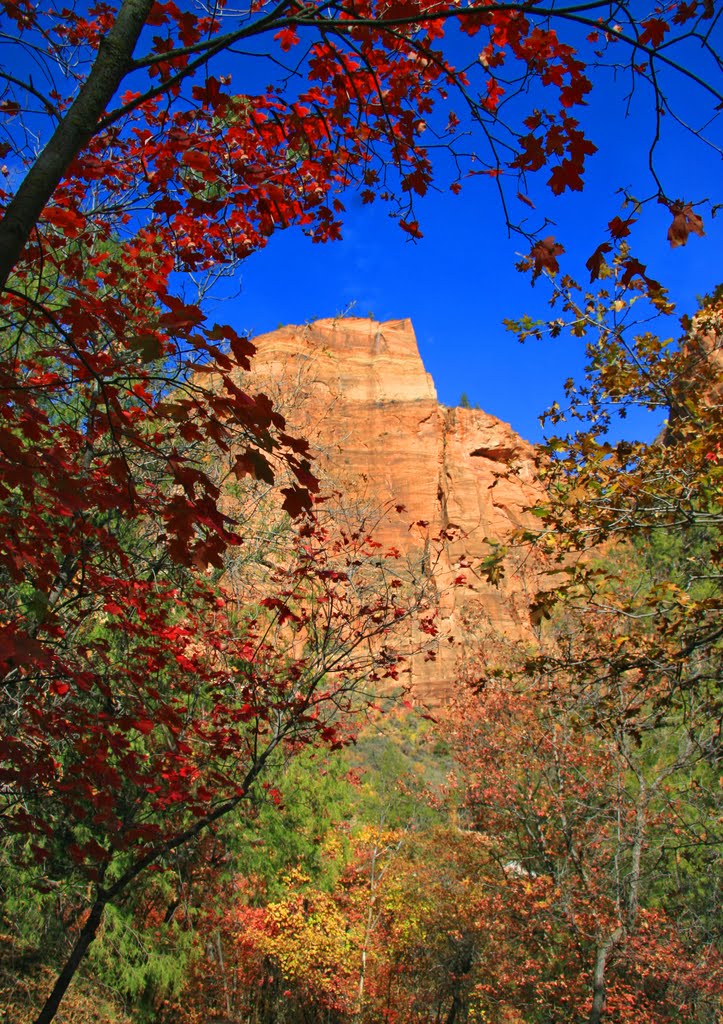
[667,204,705,248]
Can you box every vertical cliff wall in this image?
[245,317,547,701]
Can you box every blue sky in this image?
[214,32,722,446]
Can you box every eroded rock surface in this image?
[246,317,547,702]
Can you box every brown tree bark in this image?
[588,926,623,1024]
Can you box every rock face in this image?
[247,317,547,702]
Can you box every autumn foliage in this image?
[1,0,721,1021]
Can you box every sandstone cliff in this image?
[246,317,547,702]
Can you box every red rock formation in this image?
[246,317,547,702]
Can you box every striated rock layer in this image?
[246,317,547,703]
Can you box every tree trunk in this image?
[588,926,623,1024]
[0,0,153,289]
[216,927,233,1018]
[28,740,278,1024]
[445,992,462,1024]
[33,894,108,1024]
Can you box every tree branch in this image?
[0,0,155,290]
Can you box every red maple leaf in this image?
[639,17,670,47]
[585,241,612,281]
[527,235,565,281]
[548,160,584,194]
[43,206,86,237]
[666,203,705,248]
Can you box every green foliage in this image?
[216,709,451,908]
[347,709,452,831]
[0,835,196,1022]
[230,748,356,899]
[87,903,194,1021]
[0,845,70,956]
